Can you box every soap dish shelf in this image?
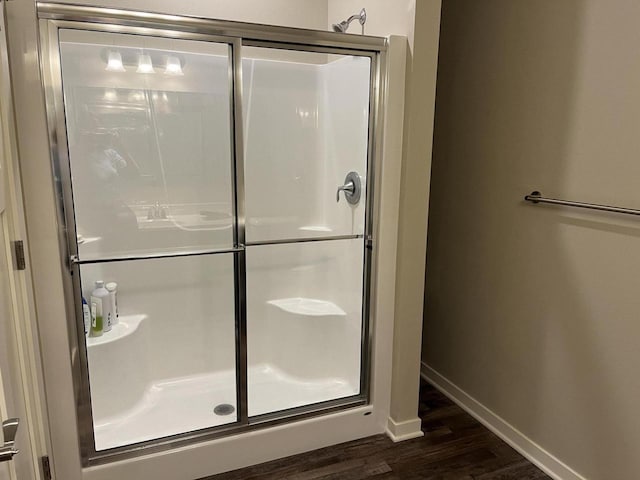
[86,314,147,347]
[267,298,346,317]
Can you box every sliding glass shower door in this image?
[57,30,240,451]
[46,16,377,463]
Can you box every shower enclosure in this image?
[36,3,386,468]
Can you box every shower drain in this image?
[213,403,235,416]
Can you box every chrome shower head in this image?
[331,22,346,33]
[332,8,367,34]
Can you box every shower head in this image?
[331,8,367,34]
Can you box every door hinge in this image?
[12,240,25,270]
[41,455,52,480]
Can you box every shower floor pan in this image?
[93,363,357,451]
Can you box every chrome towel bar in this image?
[524,191,640,217]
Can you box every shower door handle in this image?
[0,418,19,463]
[336,171,362,205]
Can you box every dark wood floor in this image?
[204,381,551,479]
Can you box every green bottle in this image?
[90,301,103,337]
[90,280,109,337]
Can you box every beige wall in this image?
[390,0,441,425]
[328,0,416,47]
[424,1,640,478]
[54,0,328,30]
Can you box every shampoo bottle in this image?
[90,280,111,336]
[82,297,91,336]
[106,282,119,326]
[90,300,103,338]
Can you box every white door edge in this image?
[0,1,52,478]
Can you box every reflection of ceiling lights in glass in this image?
[128,91,145,102]
[105,51,125,72]
[103,89,117,101]
[136,54,155,74]
[164,56,183,76]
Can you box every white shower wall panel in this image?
[320,56,370,234]
[243,57,324,241]
[242,51,370,242]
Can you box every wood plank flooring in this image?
[203,381,551,479]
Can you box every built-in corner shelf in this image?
[86,314,147,347]
[267,298,346,317]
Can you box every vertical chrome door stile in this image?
[360,47,385,400]
[38,18,97,463]
[230,38,249,426]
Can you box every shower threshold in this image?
[93,363,358,451]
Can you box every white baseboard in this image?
[385,416,424,442]
[421,363,587,480]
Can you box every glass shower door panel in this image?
[244,46,371,416]
[242,47,371,242]
[246,240,364,416]
[80,255,237,450]
[57,30,239,450]
[59,30,234,261]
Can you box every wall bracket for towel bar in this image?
[524,191,640,217]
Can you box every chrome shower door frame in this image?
[36,2,387,468]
